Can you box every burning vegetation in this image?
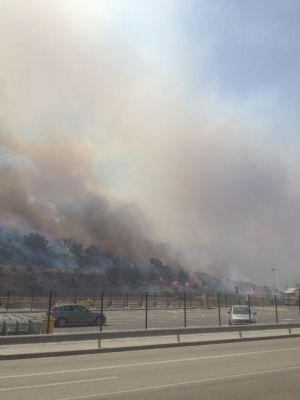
[0,227,243,296]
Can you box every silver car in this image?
[227,305,256,325]
[51,304,106,327]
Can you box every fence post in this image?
[126,291,129,309]
[98,291,104,348]
[109,291,113,309]
[6,290,10,311]
[154,292,157,307]
[184,292,187,328]
[74,291,77,304]
[145,291,148,329]
[30,289,34,311]
[298,293,300,315]
[206,293,209,309]
[247,294,251,322]
[140,292,143,309]
[217,293,221,326]
[46,290,53,334]
[274,293,279,324]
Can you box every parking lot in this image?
[1,304,300,334]
[54,306,300,333]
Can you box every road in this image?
[1,337,300,399]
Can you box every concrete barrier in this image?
[1,323,300,345]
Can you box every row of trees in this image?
[0,230,199,295]
[0,232,129,270]
[0,229,246,296]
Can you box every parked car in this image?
[227,305,256,325]
[50,304,106,327]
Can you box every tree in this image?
[104,265,122,287]
[122,265,143,287]
[149,258,163,268]
[24,233,48,252]
[63,239,86,269]
[149,258,174,286]
[85,244,104,269]
[176,269,190,285]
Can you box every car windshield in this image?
[232,306,250,314]
[76,306,88,312]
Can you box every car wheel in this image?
[95,316,105,326]
[56,317,67,327]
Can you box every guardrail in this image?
[1,323,300,345]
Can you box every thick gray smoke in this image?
[0,1,299,286]
[0,129,160,259]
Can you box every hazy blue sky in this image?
[0,0,299,286]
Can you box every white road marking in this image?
[2,345,300,380]
[57,365,300,399]
[0,376,118,392]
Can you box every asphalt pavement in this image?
[2,337,300,399]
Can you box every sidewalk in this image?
[1,328,300,360]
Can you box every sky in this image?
[0,0,299,287]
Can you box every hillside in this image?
[0,226,243,296]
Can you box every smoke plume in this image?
[0,1,299,285]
